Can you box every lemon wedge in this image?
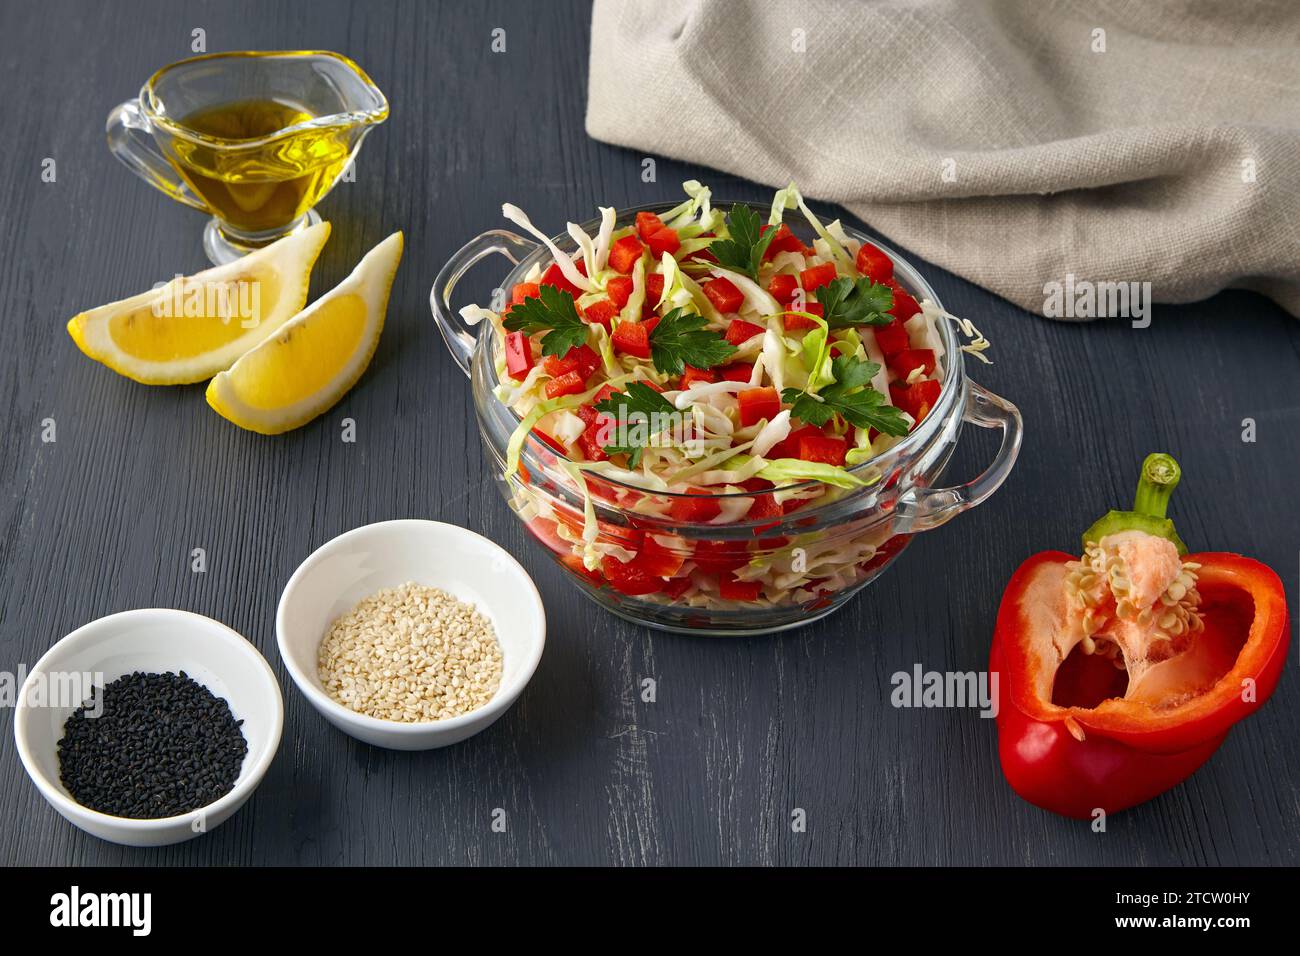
[205,232,403,435]
[66,222,331,385]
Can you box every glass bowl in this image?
[431,202,1022,634]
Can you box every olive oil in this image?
[164,99,352,234]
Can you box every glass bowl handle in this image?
[106,100,207,211]
[430,229,540,378]
[893,381,1023,533]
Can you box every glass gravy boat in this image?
[107,50,389,264]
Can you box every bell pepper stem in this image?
[1133,453,1181,519]
[1081,453,1189,554]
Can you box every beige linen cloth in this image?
[586,0,1300,318]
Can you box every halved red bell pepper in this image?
[991,454,1289,818]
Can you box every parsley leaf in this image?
[502,284,589,357]
[649,307,737,376]
[780,354,910,436]
[594,381,682,467]
[814,277,895,329]
[709,204,776,281]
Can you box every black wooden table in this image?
[1,0,1296,867]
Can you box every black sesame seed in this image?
[56,671,248,819]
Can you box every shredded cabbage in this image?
[502,203,596,293]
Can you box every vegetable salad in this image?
[463,181,989,609]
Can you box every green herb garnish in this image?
[781,354,909,436]
[502,284,589,357]
[814,277,894,329]
[594,381,683,467]
[649,307,737,376]
[709,204,776,281]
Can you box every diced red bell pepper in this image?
[737,387,781,427]
[632,534,686,578]
[577,423,608,462]
[605,276,634,309]
[635,211,666,242]
[783,303,822,331]
[724,318,765,345]
[718,572,762,601]
[540,262,583,298]
[511,282,541,305]
[560,553,604,586]
[582,298,618,332]
[530,428,566,454]
[679,365,717,389]
[692,539,749,572]
[889,348,936,380]
[609,236,644,274]
[601,555,662,596]
[767,273,798,304]
[719,362,755,383]
[668,490,722,523]
[761,222,806,258]
[890,379,942,424]
[611,321,651,358]
[740,479,782,520]
[544,370,587,399]
[768,424,826,460]
[542,344,601,380]
[646,226,680,258]
[800,262,837,292]
[659,577,693,599]
[685,232,718,264]
[854,242,893,284]
[644,273,664,310]
[703,276,744,314]
[798,433,848,465]
[889,289,921,321]
[872,318,911,357]
[643,316,660,337]
[504,330,534,380]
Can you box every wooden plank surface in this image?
[0,0,1296,866]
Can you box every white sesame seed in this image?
[317,583,503,723]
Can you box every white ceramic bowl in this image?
[13,609,284,847]
[277,519,546,750]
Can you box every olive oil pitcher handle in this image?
[106,99,208,212]
[430,229,540,378]
[893,381,1023,533]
